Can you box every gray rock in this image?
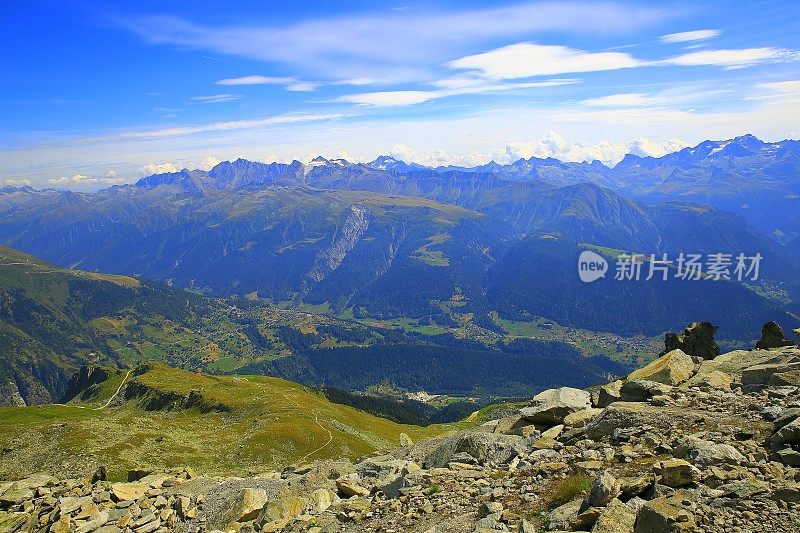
[583,471,620,509]
[377,476,411,499]
[521,387,591,425]
[619,380,672,403]
[596,380,623,407]
[592,499,636,533]
[547,498,582,531]
[770,414,800,447]
[673,436,745,466]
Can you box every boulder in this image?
[596,380,623,407]
[592,499,636,533]
[583,471,620,509]
[336,479,370,497]
[770,368,800,387]
[627,350,695,385]
[770,416,800,447]
[754,321,794,349]
[399,433,413,447]
[110,483,148,502]
[662,321,719,360]
[377,476,412,499]
[653,459,701,487]
[224,488,267,523]
[742,362,800,388]
[619,380,671,403]
[439,432,527,466]
[673,436,745,466]
[794,328,800,344]
[263,495,305,522]
[308,488,334,513]
[521,387,591,425]
[564,408,604,428]
[634,492,696,533]
[547,498,582,531]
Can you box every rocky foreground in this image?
[2,323,800,533]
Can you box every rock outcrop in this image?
[661,321,720,360]
[755,321,795,349]
[2,324,800,532]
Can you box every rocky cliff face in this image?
[1,327,800,532]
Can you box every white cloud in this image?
[339,91,435,107]
[285,81,320,92]
[1,177,32,186]
[139,156,221,176]
[337,79,576,107]
[666,48,800,68]
[759,80,800,93]
[198,155,221,170]
[140,162,179,175]
[121,3,670,81]
[48,171,128,188]
[386,132,689,167]
[332,78,380,86]
[446,43,643,79]
[190,93,241,103]
[582,93,652,107]
[216,75,295,85]
[215,75,319,92]
[660,29,720,43]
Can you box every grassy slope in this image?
[0,363,454,481]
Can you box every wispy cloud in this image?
[660,29,720,43]
[665,47,800,68]
[446,43,643,79]
[190,93,241,103]
[337,79,576,107]
[1,177,32,186]
[215,75,319,92]
[95,113,344,141]
[120,3,672,81]
[759,80,800,93]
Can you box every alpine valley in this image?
[0,135,798,407]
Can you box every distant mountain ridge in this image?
[117,134,800,239]
[0,135,797,347]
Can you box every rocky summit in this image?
[2,325,800,532]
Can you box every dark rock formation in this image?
[755,321,794,350]
[662,321,719,360]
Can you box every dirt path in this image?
[55,369,132,411]
[297,415,333,464]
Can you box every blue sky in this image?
[1,0,799,188]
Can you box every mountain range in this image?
[0,134,797,360]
